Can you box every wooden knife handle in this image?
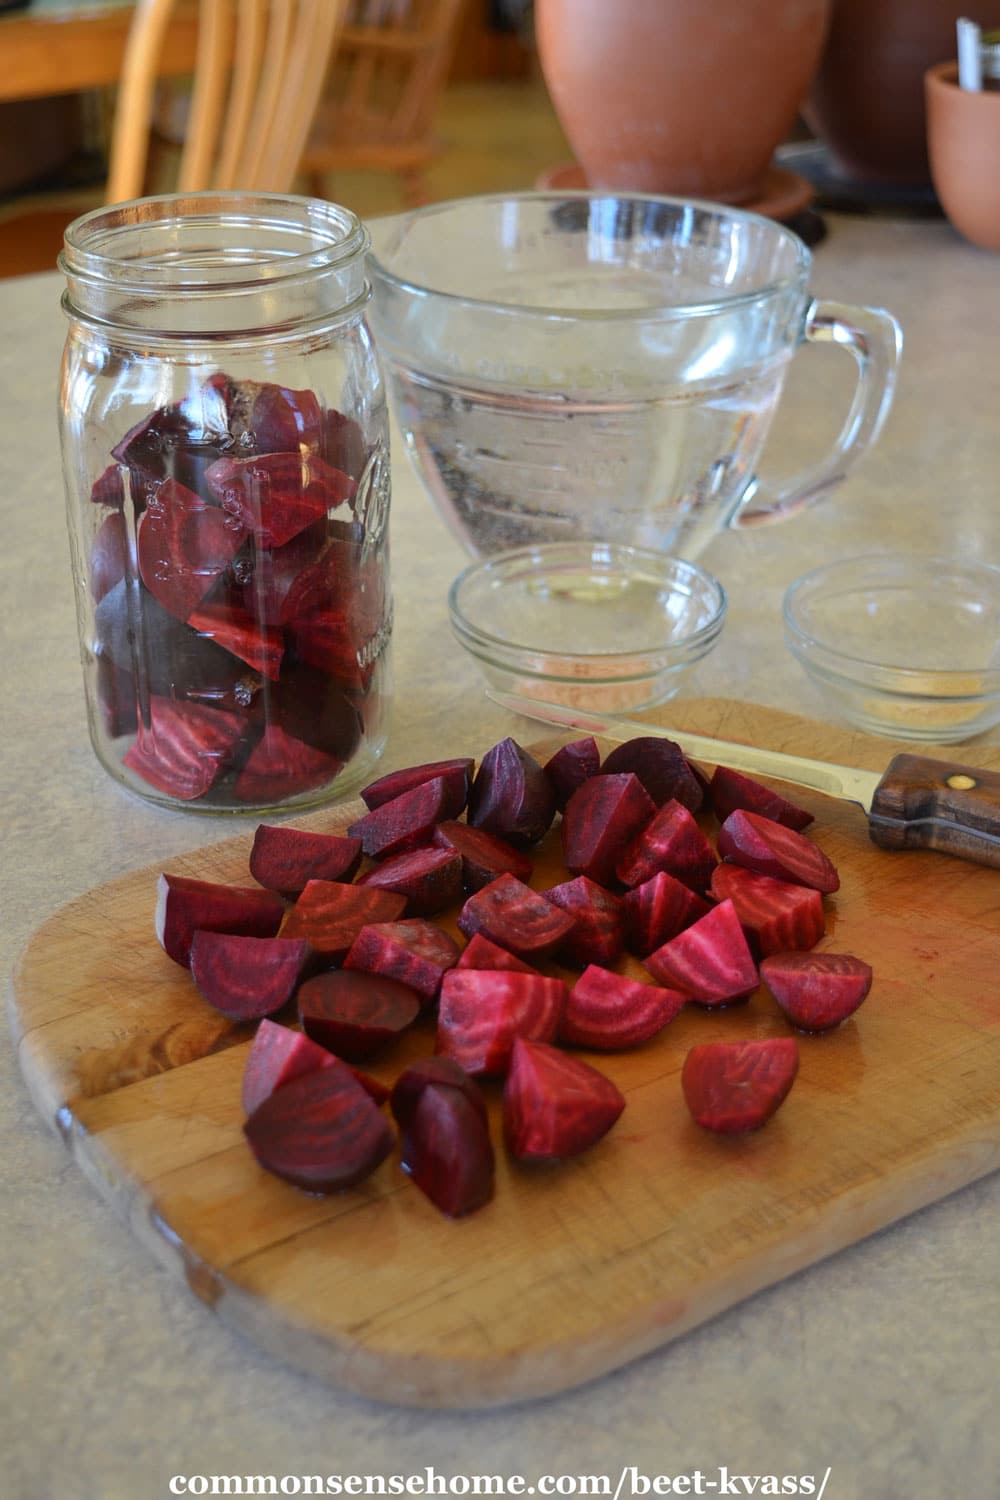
[869,753,1000,867]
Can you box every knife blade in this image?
[487,689,1000,869]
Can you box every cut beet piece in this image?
[347,775,467,860]
[542,737,601,813]
[389,1056,489,1130]
[269,664,364,761]
[286,608,375,692]
[90,510,128,603]
[237,521,330,626]
[298,970,421,1061]
[125,698,245,800]
[233,726,343,804]
[457,873,578,962]
[600,736,704,812]
[710,864,825,958]
[681,1038,799,1134]
[155,873,284,968]
[249,382,323,454]
[718,809,840,894]
[760,951,873,1032]
[249,824,363,897]
[204,451,357,547]
[244,1061,394,1192]
[356,846,463,918]
[468,738,556,849]
[645,899,758,1006]
[189,932,310,1020]
[455,933,539,974]
[615,798,718,893]
[91,463,125,508]
[323,406,367,480]
[186,601,284,680]
[280,880,406,962]
[541,876,625,968]
[344,919,461,1006]
[437,968,568,1076]
[136,478,246,621]
[241,1019,339,1116]
[623,870,711,958]
[561,965,687,1050]
[431,820,533,893]
[709,766,814,831]
[504,1038,625,1161]
[401,1082,495,1218]
[562,772,656,887]
[112,396,230,498]
[361,758,474,813]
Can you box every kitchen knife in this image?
[487,689,1000,870]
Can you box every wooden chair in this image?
[300,0,467,206]
[106,0,349,204]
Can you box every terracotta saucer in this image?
[534,160,814,223]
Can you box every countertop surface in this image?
[3,213,999,1499]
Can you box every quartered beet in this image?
[615,798,718,893]
[344,919,461,1006]
[710,864,825,957]
[718,809,840,894]
[709,766,814,832]
[187,601,284,680]
[468,738,556,849]
[298,970,421,1061]
[244,1061,394,1191]
[204,451,356,548]
[437,968,568,1076]
[457,873,578,962]
[503,1038,625,1161]
[237,521,329,626]
[269,665,364,761]
[541,876,625,968]
[543,737,600,812]
[286,608,376,693]
[623,870,711,959]
[760,951,873,1032]
[241,1018,339,1116]
[390,1056,489,1130]
[234,726,343,804]
[323,406,367,481]
[682,1038,800,1134]
[136,478,245,621]
[124,697,245,800]
[347,774,467,860]
[94,580,253,709]
[455,933,539,974]
[155,873,284,968]
[111,395,230,498]
[356,845,463,918]
[431,820,533,892]
[600,736,704,812]
[249,382,324,454]
[645,899,758,1006]
[189,932,310,1020]
[562,772,656,887]
[361,758,474,813]
[401,1082,495,1218]
[561,965,687,1050]
[280,879,406,961]
[249,824,363,897]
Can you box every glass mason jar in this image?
[59,193,391,813]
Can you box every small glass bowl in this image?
[448,542,726,713]
[784,555,1000,742]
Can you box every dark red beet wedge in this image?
[187,601,284,680]
[437,968,568,1075]
[615,797,718,893]
[709,766,814,831]
[356,845,463,918]
[468,738,556,849]
[189,932,310,1020]
[681,1038,799,1134]
[124,697,245,800]
[645,899,758,1006]
[344,919,461,1006]
[760,951,873,1032]
[270,664,363,762]
[241,1019,338,1116]
[455,933,539,974]
[710,865,825,957]
[401,1082,495,1218]
[504,1038,625,1161]
[562,772,656,888]
[431,820,533,892]
[249,824,363,897]
[298,970,421,1061]
[280,880,406,961]
[347,775,467,859]
[623,870,711,958]
[561,965,687,1050]
[457,873,578,962]
[360,758,474,813]
[286,608,375,692]
[390,1056,489,1130]
[136,478,245,621]
[204,451,356,547]
[156,873,284,967]
[543,737,600,812]
[233,726,344,804]
[249,382,323,454]
[600,736,704,812]
[244,1062,394,1192]
[718,809,840,894]
[541,876,625,968]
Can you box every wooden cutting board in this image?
[10,700,1000,1408]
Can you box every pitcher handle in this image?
[730,297,903,530]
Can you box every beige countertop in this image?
[2,214,999,1498]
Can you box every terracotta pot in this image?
[805,0,997,185]
[926,62,1000,251]
[534,0,830,204]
